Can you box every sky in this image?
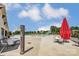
[5,3,79,32]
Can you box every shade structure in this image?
[60,17,71,41]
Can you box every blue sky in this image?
[5,3,79,32]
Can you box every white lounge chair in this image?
[0,38,20,53]
[55,36,63,44]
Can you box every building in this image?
[0,4,9,39]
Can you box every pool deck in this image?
[0,35,79,56]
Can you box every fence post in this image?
[20,25,25,55]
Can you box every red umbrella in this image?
[60,17,71,41]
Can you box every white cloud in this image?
[38,23,61,31]
[38,26,50,31]
[42,4,69,19]
[18,3,69,22]
[18,10,28,17]
[52,23,61,27]
[18,7,42,21]
[12,25,20,32]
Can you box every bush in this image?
[71,30,79,38]
[50,26,60,34]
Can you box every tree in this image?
[9,31,12,36]
[50,26,60,34]
[13,30,20,35]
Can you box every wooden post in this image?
[20,25,25,55]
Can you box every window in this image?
[2,14,5,18]
[4,21,7,25]
[5,30,7,36]
[0,7,2,9]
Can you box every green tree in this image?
[13,30,20,35]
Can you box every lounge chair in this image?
[54,36,63,44]
[71,38,79,47]
[0,38,20,53]
[0,38,8,53]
